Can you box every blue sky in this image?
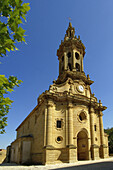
[1,0,113,149]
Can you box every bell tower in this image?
[56,22,92,85]
[57,22,85,74]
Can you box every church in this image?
[10,23,109,164]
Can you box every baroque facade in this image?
[10,23,109,164]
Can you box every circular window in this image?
[75,52,80,60]
[57,137,61,141]
[56,136,63,143]
[78,112,87,123]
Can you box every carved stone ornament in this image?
[61,109,66,114]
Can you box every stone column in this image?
[68,102,73,146]
[46,101,53,147]
[72,50,75,71]
[64,52,67,70]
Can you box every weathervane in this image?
[68,17,72,22]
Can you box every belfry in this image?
[10,23,109,164]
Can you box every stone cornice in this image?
[55,71,94,85]
[39,90,92,107]
[38,90,107,113]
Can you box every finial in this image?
[69,22,72,28]
[99,100,102,106]
[87,74,90,80]
[78,35,80,40]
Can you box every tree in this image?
[0,0,30,134]
[104,127,113,154]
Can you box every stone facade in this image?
[10,23,109,165]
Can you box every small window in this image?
[57,137,61,141]
[67,52,71,58]
[57,120,61,128]
[75,52,79,60]
[70,31,71,37]
[56,136,63,143]
[95,137,98,141]
[94,125,97,131]
[76,63,80,72]
[62,56,64,62]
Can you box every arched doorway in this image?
[77,130,88,160]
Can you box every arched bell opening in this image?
[68,63,72,71]
[76,63,80,72]
[77,130,89,160]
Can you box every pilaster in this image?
[67,102,77,163]
[99,110,105,158]
[72,50,76,71]
[89,107,99,160]
[68,102,73,146]
[64,52,67,70]
[81,55,84,72]
[90,107,95,145]
[46,100,53,147]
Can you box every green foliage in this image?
[0,75,22,134]
[0,0,30,133]
[0,0,30,57]
[104,127,113,154]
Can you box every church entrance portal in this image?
[77,130,88,160]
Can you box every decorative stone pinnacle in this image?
[99,100,102,106]
[69,22,72,28]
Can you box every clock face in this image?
[78,85,84,93]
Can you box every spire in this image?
[65,22,75,38]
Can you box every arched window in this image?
[75,52,79,60]
[67,52,71,58]
[76,63,80,72]
[68,63,72,71]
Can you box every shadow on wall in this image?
[0,149,6,164]
[51,161,113,170]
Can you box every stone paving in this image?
[0,157,113,170]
